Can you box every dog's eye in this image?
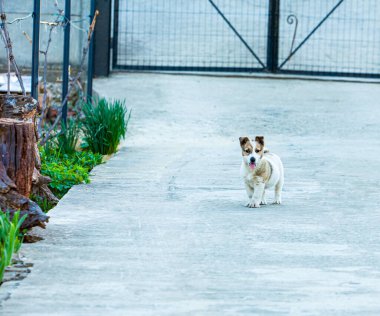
[245,149,251,154]
[255,148,260,153]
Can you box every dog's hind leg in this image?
[273,179,283,204]
[273,160,284,205]
[260,190,267,205]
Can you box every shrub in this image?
[81,98,130,155]
[39,147,103,199]
[54,118,81,155]
[0,211,26,282]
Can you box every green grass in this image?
[0,211,26,283]
[33,97,130,210]
[54,118,80,155]
[39,146,103,199]
[81,98,130,155]
[0,97,131,283]
[30,194,57,213]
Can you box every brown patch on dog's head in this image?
[255,136,265,154]
[239,136,249,146]
[255,136,264,146]
[239,136,253,156]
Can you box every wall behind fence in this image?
[0,0,91,72]
[113,0,380,78]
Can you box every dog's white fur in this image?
[240,141,284,208]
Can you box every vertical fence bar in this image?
[31,0,40,99]
[112,0,120,69]
[93,0,112,77]
[62,0,71,123]
[87,0,96,99]
[267,0,280,72]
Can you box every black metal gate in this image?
[113,0,380,78]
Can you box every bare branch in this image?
[7,13,33,25]
[0,2,26,95]
[0,1,10,94]
[22,31,32,44]
[40,21,61,26]
[39,10,100,146]
[37,6,65,136]
[0,29,10,94]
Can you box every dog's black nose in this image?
[250,157,256,163]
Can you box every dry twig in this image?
[39,10,99,146]
[37,1,65,135]
[0,0,26,95]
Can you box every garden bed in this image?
[1,97,130,285]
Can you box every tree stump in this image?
[0,94,49,229]
[0,120,35,196]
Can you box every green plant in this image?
[53,118,81,155]
[0,211,26,283]
[30,194,56,213]
[81,98,130,155]
[39,147,103,199]
[43,160,89,198]
[69,150,103,171]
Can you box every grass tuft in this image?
[0,211,26,282]
[81,98,130,155]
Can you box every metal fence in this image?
[113,0,380,78]
[0,0,95,114]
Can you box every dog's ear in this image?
[255,136,265,146]
[239,137,249,146]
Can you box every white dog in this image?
[239,136,284,208]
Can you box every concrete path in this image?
[1,74,380,315]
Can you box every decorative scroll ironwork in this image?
[279,0,346,69]
[286,14,298,57]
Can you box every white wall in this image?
[0,0,92,71]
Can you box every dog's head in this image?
[239,136,266,170]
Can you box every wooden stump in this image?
[0,94,38,120]
[0,94,49,229]
[0,120,35,196]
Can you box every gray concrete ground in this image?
[1,73,380,315]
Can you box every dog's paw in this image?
[248,202,261,208]
[272,200,281,205]
[260,200,267,206]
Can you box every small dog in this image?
[239,136,284,208]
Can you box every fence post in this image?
[92,0,112,77]
[112,0,120,70]
[62,0,71,123]
[267,0,280,72]
[31,0,40,99]
[87,0,96,99]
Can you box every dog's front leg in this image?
[248,179,265,208]
[245,182,254,207]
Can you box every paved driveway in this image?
[1,74,380,315]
